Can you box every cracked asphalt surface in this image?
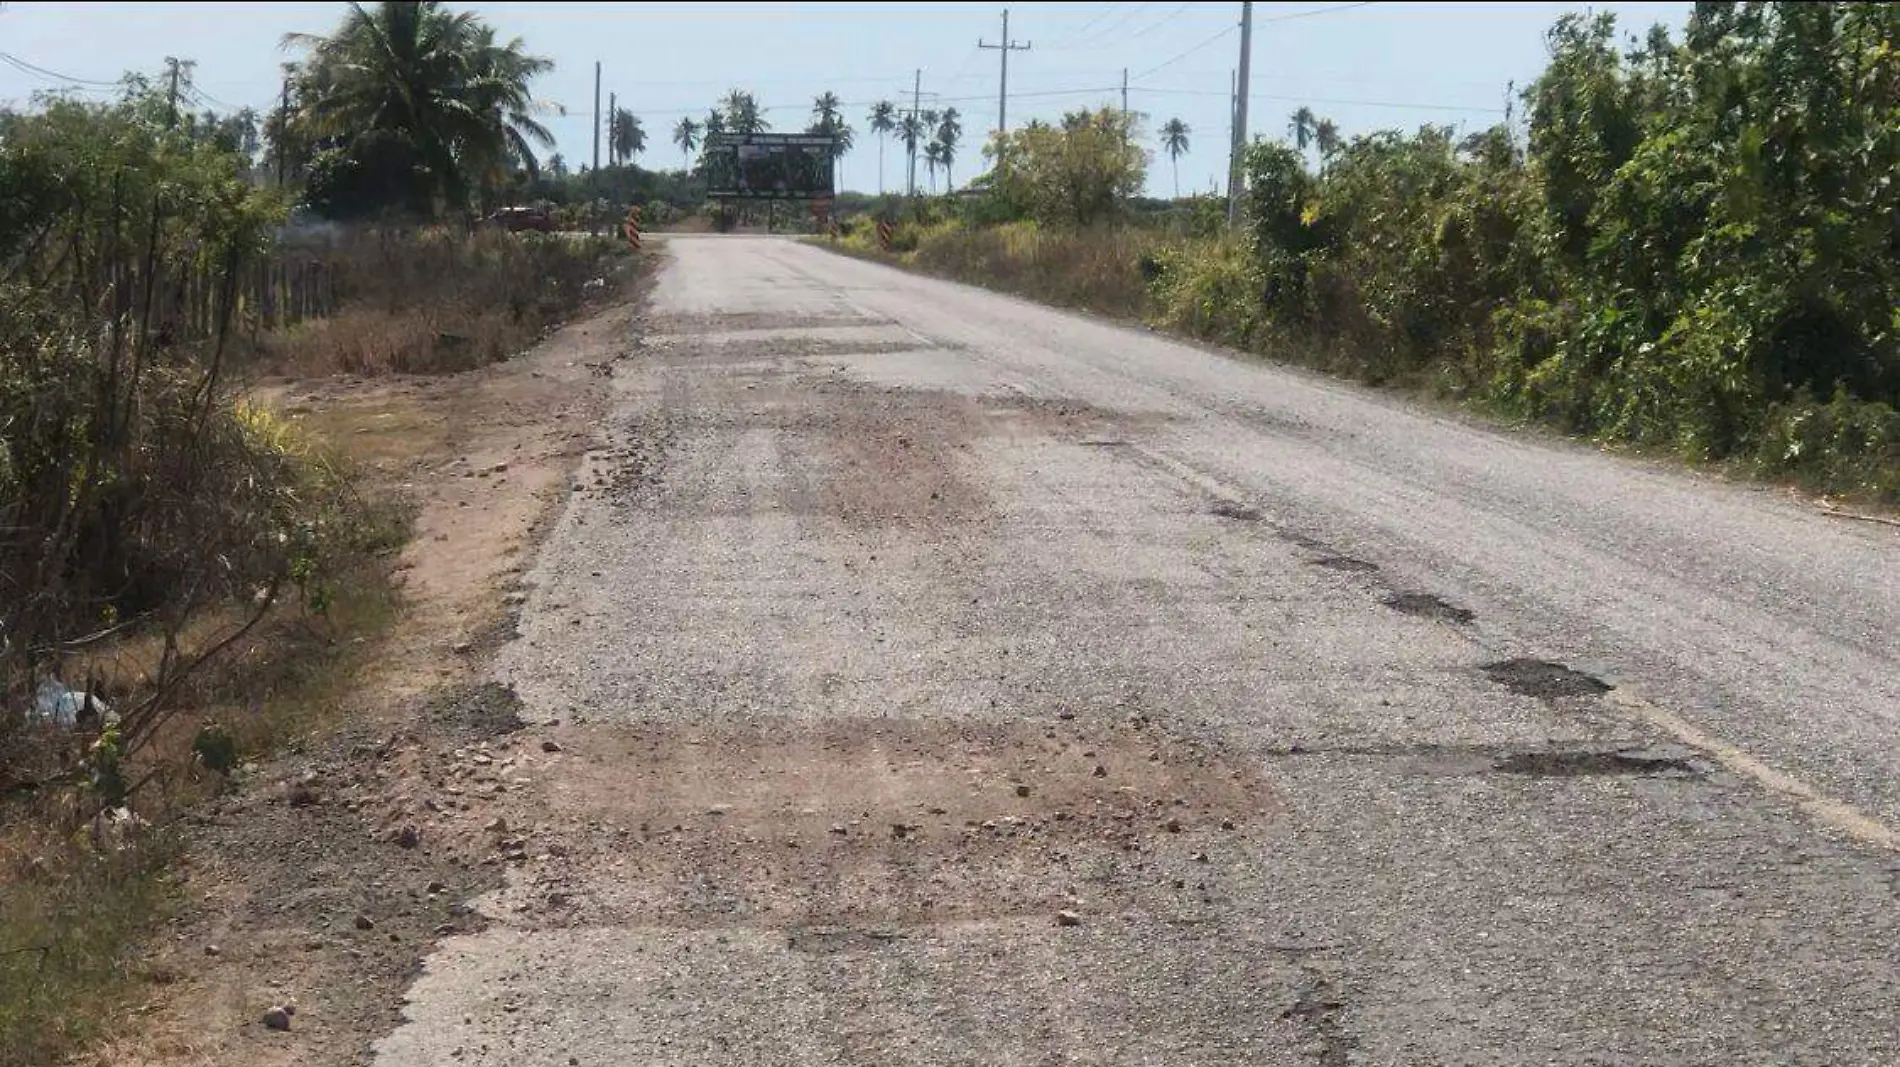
[372,235,1900,1066]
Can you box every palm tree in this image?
[898,110,926,195]
[868,100,897,194]
[608,107,643,166]
[284,1,554,214]
[935,106,961,189]
[1288,106,1317,154]
[924,139,948,193]
[1159,117,1190,198]
[721,88,767,134]
[704,109,726,137]
[808,91,854,160]
[1314,118,1341,162]
[812,91,843,131]
[672,115,700,168]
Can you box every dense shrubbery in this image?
[1225,3,1900,494]
[0,85,380,793]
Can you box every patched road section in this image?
[374,236,1900,1067]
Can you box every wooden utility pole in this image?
[979,9,1031,138]
[1121,67,1129,116]
[1227,1,1253,225]
[277,65,292,187]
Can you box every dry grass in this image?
[838,220,1158,322]
[254,228,628,378]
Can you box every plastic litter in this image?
[27,679,110,728]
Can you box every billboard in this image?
[702,132,837,200]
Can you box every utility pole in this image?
[591,61,601,172]
[1227,1,1253,225]
[1121,68,1129,116]
[979,9,1031,138]
[909,68,922,196]
[608,91,617,165]
[163,57,182,128]
[277,64,292,187]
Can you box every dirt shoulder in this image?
[95,266,658,1067]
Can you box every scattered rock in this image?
[285,782,319,808]
[541,739,562,753]
[1192,852,1210,864]
[484,817,509,834]
[451,641,474,655]
[354,914,375,931]
[1092,764,1108,778]
[427,880,447,895]
[204,944,221,957]
[262,1006,292,1031]
[1165,817,1183,833]
[1055,910,1083,927]
[1220,818,1236,831]
[1014,784,1032,798]
[829,824,848,836]
[890,823,913,840]
[394,825,421,849]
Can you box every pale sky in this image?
[0,1,1690,196]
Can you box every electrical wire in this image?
[1261,2,1377,23]
[1056,2,1160,51]
[1137,84,1505,114]
[1131,24,1237,81]
[0,50,124,87]
[1128,2,1205,40]
[1040,4,1131,51]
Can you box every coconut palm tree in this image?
[934,106,961,189]
[721,88,768,134]
[1159,117,1190,198]
[672,115,700,168]
[924,139,948,193]
[809,91,854,159]
[1314,118,1341,162]
[898,110,926,195]
[868,100,897,194]
[1288,106,1317,154]
[285,0,554,214]
[608,107,644,165]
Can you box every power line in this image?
[0,50,123,88]
[1137,85,1506,114]
[1132,24,1236,81]
[1041,4,1131,50]
[1261,1,1376,23]
[1129,2,1204,39]
[1058,2,1160,51]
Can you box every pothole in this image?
[1209,500,1263,521]
[1382,591,1475,625]
[1482,658,1612,701]
[1311,556,1379,574]
[1493,749,1699,778]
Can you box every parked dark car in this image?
[486,206,556,234]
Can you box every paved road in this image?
[376,235,1900,1066]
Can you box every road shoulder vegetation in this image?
[0,9,647,1059]
[822,4,1900,511]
